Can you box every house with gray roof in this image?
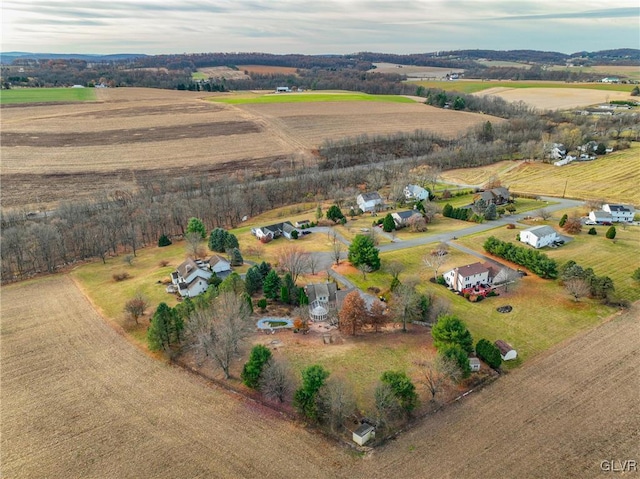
[392,210,423,228]
[171,258,212,298]
[357,192,383,213]
[403,184,429,201]
[588,210,613,224]
[519,225,560,249]
[253,221,299,240]
[602,204,635,223]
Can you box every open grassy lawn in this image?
[209,91,417,105]
[500,145,640,205]
[455,221,640,302]
[338,242,615,366]
[408,80,635,94]
[434,192,553,214]
[191,71,208,80]
[0,87,97,104]
[70,243,185,332]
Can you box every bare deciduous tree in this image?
[423,248,448,281]
[317,377,356,434]
[306,253,321,275]
[330,230,343,266]
[536,208,552,221]
[259,358,294,403]
[496,267,521,293]
[124,293,149,325]
[275,245,309,283]
[565,278,591,302]
[185,292,252,379]
[413,354,461,401]
[358,263,373,279]
[185,231,206,258]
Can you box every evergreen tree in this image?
[443,203,453,217]
[380,370,418,413]
[326,205,345,223]
[224,233,239,251]
[431,314,473,353]
[158,234,172,247]
[218,272,245,295]
[293,365,330,420]
[263,270,282,300]
[258,261,272,279]
[147,302,182,351]
[242,345,272,389]
[229,247,243,266]
[559,214,568,227]
[186,217,206,240]
[382,213,395,232]
[348,234,381,271]
[208,228,227,252]
[315,204,323,220]
[475,339,502,368]
[245,266,263,295]
[440,344,471,378]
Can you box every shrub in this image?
[380,370,418,413]
[158,234,172,247]
[588,227,597,235]
[632,268,640,282]
[290,230,299,240]
[506,223,515,229]
[439,344,471,378]
[476,339,502,368]
[559,214,568,227]
[605,226,616,239]
[257,298,268,311]
[436,275,447,285]
[158,259,169,267]
[112,272,131,282]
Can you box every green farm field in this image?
[0,87,97,104]
[409,79,636,94]
[210,91,417,104]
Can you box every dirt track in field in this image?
[2,276,638,478]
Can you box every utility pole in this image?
[562,179,568,198]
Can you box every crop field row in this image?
[0,87,97,104]
[211,91,417,104]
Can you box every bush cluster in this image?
[484,236,558,279]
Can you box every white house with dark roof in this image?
[392,210,422,228]
[171,258,213,297]
[357,192,383,213]
[519,225,560,249]
[602,204,635,223]
[588,210,613,224]
[207,255,232,278]
[443,262,493,293]
[403,184,429,201]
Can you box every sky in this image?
[2,1,639,55]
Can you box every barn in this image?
[495,340,517,361]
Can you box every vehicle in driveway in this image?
[585,220,596,225]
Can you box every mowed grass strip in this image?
[408,80,636,94]
[0,87,97,104]
[210,91,417,104]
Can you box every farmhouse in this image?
[392,210,422,228]
[519,225,560,249]
[495,340,517,361]
[550,143,567,160]
[588,210,613,224]
[602,204,635,223]
[404,184,429,201]
[474,187,510,205]
[171,258,212,298]
[357,192,384,213]
[443,262,493,293]
[253,221,299,241]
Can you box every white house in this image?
[550,143,567,160]
[588,210,613,224]
[495,340,517,361]
[391,210,422,228]
[519,225,560,249]
[207,255,232,278]
[275,86,291,93]
[171,258,212,298]
[357,192,383,213]
[443,262,492,293]
[404,184,429,201]
[602,204,635,223]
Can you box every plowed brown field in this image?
[2,276,637,478]
[1,88,496,208]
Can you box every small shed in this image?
[469,357,481,372]
[353,424,375,446]
[495,340,517,361]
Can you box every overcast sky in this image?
[2,1,639,55]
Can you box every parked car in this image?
[301,230,312,236]
[585,220,596,225]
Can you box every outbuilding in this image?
[352,424,375,446]
[469,357,481,372]
[495,340,517,361]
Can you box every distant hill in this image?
[0,52,147,64]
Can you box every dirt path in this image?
[2,276,637,478]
